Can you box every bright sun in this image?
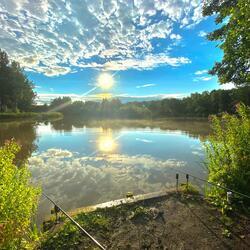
[97,73,114,89]
[98,136,116,152]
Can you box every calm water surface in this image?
[0,118,210,224]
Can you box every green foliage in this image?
[204,103,250,209]
[203,0,250,86]
[0,50,36,112]
[0,140,40,249]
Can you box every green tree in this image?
[204,103,250,208]
[50,96,72,111]
[0,50,36,111]
[0,140,40,249]
[203,0,250,86]
[119,103,152,119]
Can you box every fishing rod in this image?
[42,193,106,250]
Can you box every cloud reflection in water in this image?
[29,148,185,212]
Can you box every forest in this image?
[39,86,250,119]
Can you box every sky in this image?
[0,0,234,104]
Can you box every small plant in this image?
[180,183,199,195]
[133,206,149,217]
[128,206,151,222]
[222,228,232,238]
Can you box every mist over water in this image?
[0,118,210,224]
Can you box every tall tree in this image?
[0,50,36,112]
[203,0,250,86]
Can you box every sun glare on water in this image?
[98,136,116,152]
[97,73,114,89]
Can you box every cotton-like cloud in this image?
[170,34,182,40]
[198,30,207,37]
[0,0,204,76]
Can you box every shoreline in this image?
[0,112,63,121]
[41,189,249,249]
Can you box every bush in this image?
[204,103,250,209]
[0,140,40,249]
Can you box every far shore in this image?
[0,112,63,121]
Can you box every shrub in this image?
[0,140,40,249]
[204,103,250,209]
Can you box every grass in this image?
[0,112,63,120]
[41,209,112,249]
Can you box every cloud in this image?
[219,82,236,90]
[136,84,156,89]
[198,30,207,37]
[103,54,191,71]
[43,66,71,77]
[198,76,213,81]
[192,151,204,156]
[193,69,213,82]
[0,0,203,76]
[195,70,208,75]
[170,34,182,40]
[41,148,73,158]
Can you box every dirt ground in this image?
[41,192,250,250]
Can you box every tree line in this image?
[43,86,250,119]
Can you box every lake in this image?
[0,118,210,224]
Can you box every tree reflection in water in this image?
[0,121,38,164]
